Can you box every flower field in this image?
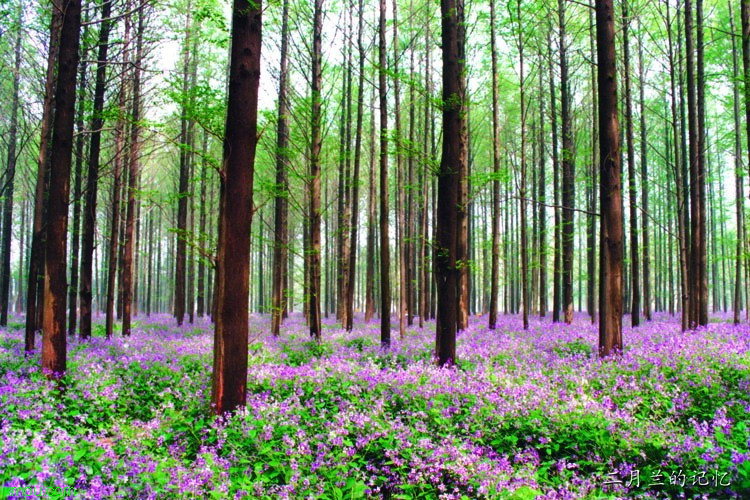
[1,313,749,499]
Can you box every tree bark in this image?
[637,27,650,322]
[436,0,465,365]
[26,6,62,352]
[622,0,640,327]
[308,0,323,340]
[489,0,500,330]
[0,3,23,326]
[731,2,744,325]
[121,3,144,337]
[559,0,575,325]
[378,0,391,346]
[210,0,261,416]
[42,0,82,376]
[596,0,623,357]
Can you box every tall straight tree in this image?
[637,28,651,322]
[436,0,465,365]
[0,0,23,326]
[558,0,575,325]
[622,0,640,326]
[378,0,390,347]
[488,0,500,330]
[121,3,144,337]
[26,6,62,352]
[308,0,323,340]
[516,0,529,330]
[174,7,193,327]
[731,2,744,325]
[210,0,262,416]
[271,0,290,337]
[345,0,366,332]
[596,0,623,357]
[42,0,82,375]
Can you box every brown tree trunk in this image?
[26,6,62,353]
[587,6,597,323]
[121,4,144,337]
[0,4,23,326]
[596,0,623,357]
[174,8,193,327]
[559,0,574,325]
[210,0,261,416]
[345,0,366,332]
[378,0,391,346]
[436,0,464,365]
[364,79,376,323]
[731,3,744,325]
[271,0,290,336]
[622,0,640,327]
[42,0,82,376]
[517,0,529,330]
[637,27,651,322]
[308,0,323,340]
[695,0,708,326]
[196,131,208,317]
[548,27,561,324]
[79,0,111,337]
[488,0,500,329]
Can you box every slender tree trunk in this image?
[731,3,744,324]
[26,6,62,352]
[559,0,575,324]
[596,0,623,357]
[695,0,708,326]
[637,27,651,322]
[622,0,640,327]
[42,0,82,376]
[548,27,561,324]
[686,0,701,328]
[65,29,87,335]
[436,0,464,365]
[80,0,113,339]
[345,0,366,331]
[308,0,323,340]
[122,4,144,337]
[587,6,598,323]
[377,0,391,346]
[489,0,500,329]
[517,0,529,330]
[210,0,261,416]
[365,78,376,323]
[0,4,23,326]
[271,0,290,335]
[174,8,193,327]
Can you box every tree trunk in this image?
[637,27,651,322]
[731,2,744,325]
[365,78,376,323]
[517,0,529,330]
[548,27,561,324]
[622,0,640,327]
[121,4,144,337]
[489,0,500,329]
[436,0,465,365]
[559,0,575,324]
[42,0,82,376]
[308,0,323,340]
[79,0,112,339]
[345,0,366,332]
[378,0,391,346]
[210,0,261,416]
[596,0,623,357]
[26,6,62,352]
[587,6,598,323]
[0,4,23,326]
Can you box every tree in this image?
[308,0,323,340]
[210,0,262,416]
[436,0,465,365]
[378,0,390,347]
[596,0,623,357]
[42,0,83,376]
[271,0,290,337]
[0,0,23,326]
[489,0,500,330]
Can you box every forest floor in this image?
[1,312,749,499]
